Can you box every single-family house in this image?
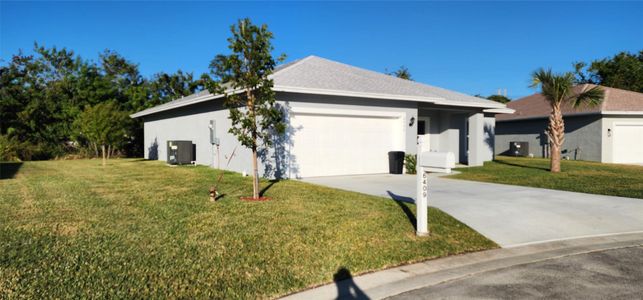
[495,85,643,164]
[131,56,512,178]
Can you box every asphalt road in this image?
[388,246,643,299]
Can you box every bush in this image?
[404,154,417,174]
[0,134,64,161]
[0,134,19,161]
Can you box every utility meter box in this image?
[209,120,220,145]
[418,151,455,173]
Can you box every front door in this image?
[418,117,430,152]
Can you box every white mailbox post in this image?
[416,141,455,236]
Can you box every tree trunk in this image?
[101,144,106,166]
[247,89,260,199]
[107,145,111,161]
[93,142,99,158]
[548,103,565,173]
[252,144,259,199]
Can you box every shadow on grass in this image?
[0,162,23,180]
[494,159,549,171]
[387,191,417,231]
[259,180,279,197]
[333,267,369,299]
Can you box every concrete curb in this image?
[280,232,643,300]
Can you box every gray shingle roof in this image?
[131,55,505,118]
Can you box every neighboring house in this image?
[496,85,643,164]
[131,56,512,178]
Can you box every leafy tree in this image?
[149,70,206,105]
[74,101,130,166]
[208,18,286,199]
[530,68,604,173]
[487,95,511,104]
[574,50,643,92]
[388,66,412,80]
[1,43,207,161]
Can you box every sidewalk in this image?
[280,232,643,300]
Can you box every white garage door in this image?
[613,123,643,163]
[289,111,404,178]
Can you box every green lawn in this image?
[0,159,495,299]
[449,156,643,199]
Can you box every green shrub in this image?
[0,134,18,161]
[404,154,417,174]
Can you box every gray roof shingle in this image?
[132,55,505,118]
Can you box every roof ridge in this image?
[271,55,316,78]
[300,55,493,102]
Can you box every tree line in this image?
[483,50,643,103]
[1,41,640,162]
[1,44,209,161]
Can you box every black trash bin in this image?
[388,151,405,174]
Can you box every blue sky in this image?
[2,1,642,99]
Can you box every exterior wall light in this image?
[607,128,612,137]
[409,117,415,127]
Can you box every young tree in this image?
[208,18,285,199]
[530,69,604,173]
[74,101,130,166]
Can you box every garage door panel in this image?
[613,123,643,164]
[290,113,402,178]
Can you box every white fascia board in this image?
[484,107,515,114]
[273,85,442,103]
[433,98,506,109]
[601,111,643,116]
[129,89,241,118]
[131,84,510,118]
[275,85,506,110]
[291,106,405,119]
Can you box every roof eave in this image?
[274,85,506,109]
[130,89,241,118]
[484,107,515,114]
[273,85,443,103]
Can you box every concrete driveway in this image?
[302,174,643,247]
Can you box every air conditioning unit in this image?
[510,141,529,157]
[167,140,194,165]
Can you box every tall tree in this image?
[208,18,285,199]
[487,95,511,104]
[530,69,604,173]
[388,66,412,80]
[574,50,643,93]
[149,70,206,106]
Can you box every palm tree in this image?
[530,68,604,173]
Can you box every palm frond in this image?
[570,85,604,108]
[530,68,579,105]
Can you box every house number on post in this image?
[416,138,455,236]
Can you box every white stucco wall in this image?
[143,92,418,178]
[483,116,496,162]
[141,92,498,178]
